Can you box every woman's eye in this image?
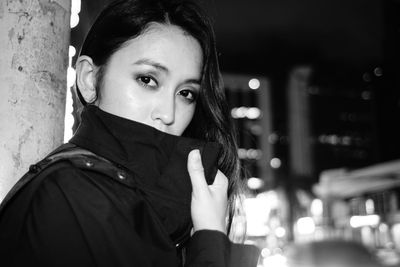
[178,89,197,103]
[137,76,157,88]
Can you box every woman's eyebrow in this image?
[182,78,201,86]
[132,58,169,73]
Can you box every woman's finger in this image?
[187,149,208,197]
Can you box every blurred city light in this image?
[362,72,371,82]
[64,81,74,143]
[247,149,262,160]
[238,148,262,160]
[261,248,271,258]
[247,177,264,190]
[67,67,76,88]
[374,67,383,77]
[71,0,81,14]
[365,199,375,214]
[259,190,279,209]
[244,240,256,245]
[379,223,389,232]
[244,197,270,236]
[231,107,262,119]
[391,223,400,249]
[268,132,279,144]
[296,217,315,235]
[361,90,371,100]
[236,107,247,118]
[248,78,260,90]
[64,50,78,142]
[247,107,261,119]
[310,198,323,217]
[69,45,76,58]
[270,158,281,169]
[275,226,286,238]
[350,215,380,228]
[70,13,80,28]
[262,253,287,267]
[70,0,81,28]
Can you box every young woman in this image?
[0,0,259,266]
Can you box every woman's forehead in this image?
[117,24,203,65]
[110,23,203,76]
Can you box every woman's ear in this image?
[75,55,98,103]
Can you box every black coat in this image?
[0,106,259,267]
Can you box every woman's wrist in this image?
[192,222,227,235]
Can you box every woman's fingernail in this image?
[189,150,203,172]
[190,149,201,167]
[192,149,200,161]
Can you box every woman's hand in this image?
[187,149,228,234]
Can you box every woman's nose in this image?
[151,97,175,125]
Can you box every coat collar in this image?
[69,105,221,244]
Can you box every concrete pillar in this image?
[0,0,71,201]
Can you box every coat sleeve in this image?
[185,230,260,267]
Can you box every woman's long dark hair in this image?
[78,0,243,236]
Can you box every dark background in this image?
[75,0,384,73]
[71,0,400,188]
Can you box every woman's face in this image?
[96,23,203,136]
